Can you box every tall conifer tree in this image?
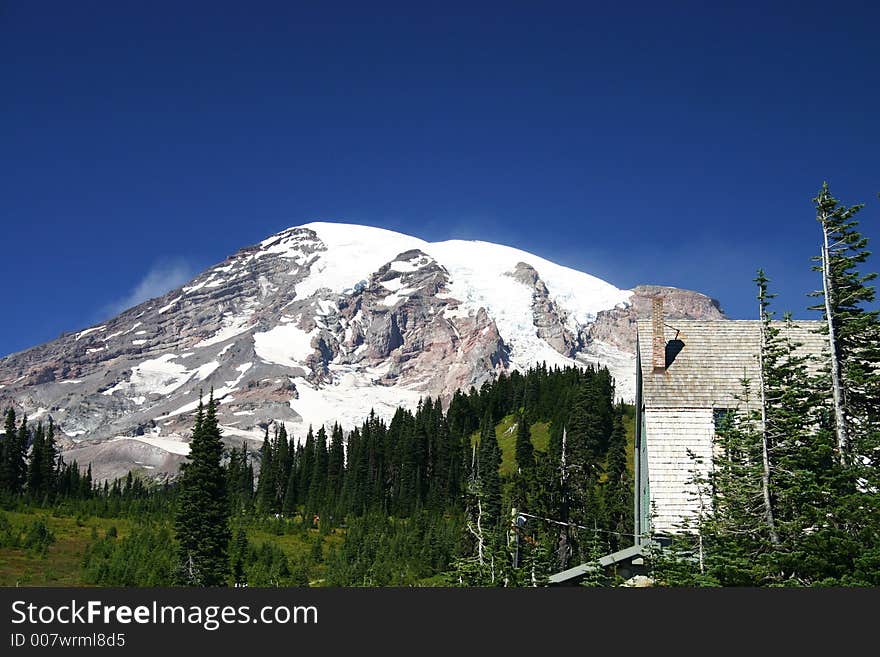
[811,182,880,467]
[27,421,44,496]
[1,409,26,494]
[175,392,231,586]
[602,414,633,551]
[477,411,501,527]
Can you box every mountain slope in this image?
[0,222,722,479]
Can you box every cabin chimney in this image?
[652,297,666,372]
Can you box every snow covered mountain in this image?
[0,222,722,480]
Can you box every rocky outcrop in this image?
[507,262,579,357]
[332,249,509,396]
[586,285,725,353]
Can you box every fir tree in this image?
[810,182,880,467]
[511,413,535,512]
[755,270,781,546]
[514,413,535,473]
[175,392,231,586]
[231,527,248,586]
[41,420,58,497]
[476,411,501,527]
[297,426,315,510]
[282,464,298,514]
[27,421,44,497]
[307,426,328,517]
[326,423,345,518]
[274,424,291,507]
[601,413,633,551]
[256,426,275,514]
[1,409,26,494]
[227,443,254,513]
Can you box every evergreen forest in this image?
[0,363,633,586]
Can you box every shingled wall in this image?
[635,318,827,536]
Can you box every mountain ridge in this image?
[0,222,723,480]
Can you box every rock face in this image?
[586,285,725,353]
[507,262,579,357]
[0,223,723,480]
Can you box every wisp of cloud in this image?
[102,258,195,318]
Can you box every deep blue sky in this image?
[2,1,878,357]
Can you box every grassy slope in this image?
[471,409,634,478]
[0,509,341,587]
[0,511,133,586]
[470,415,551,477]
[244,522,344,586]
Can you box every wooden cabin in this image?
[634,298,826,540]
[550,298,826,583]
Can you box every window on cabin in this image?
[713,409,734,433]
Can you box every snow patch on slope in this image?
[289,374,424,434]
[253,324,317,368]
[294,223,425,298]
[76,326,106,341]
[103,354,192,397]
[103,354,220,401]
[195,312,255,348]
[110,435,191,456]
[424,239,630,335]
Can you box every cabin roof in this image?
[636,319,827,409]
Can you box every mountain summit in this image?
[0,222,722,479]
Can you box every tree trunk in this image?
[819,218,849,465]
[757,305,780,546]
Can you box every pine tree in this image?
[523,375,540,423]
[514,413,535,473]
[326,423,345,518]
[175,392,231,586]
[297,426,315,510]
[755,270,781,546]
[27,421,44,497]
[40,420,58,497]
[1,409,26,494]
[16,415,29,495]
[710,384,776,584]
[83,463,94,498]
[578,532,613,587]
[226,443,253,514]
[231,527,248,586]
[601,414,633,551]
[564,381,608,560]
[282,464,298,514]
[255,426,275,514]
[307,426,328,518]
[511,413,535,512]
[811,182,880,467]
[453,457,497,586]
[476,411,501,527]
[767,312,851,584]
[274,424,291,508]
